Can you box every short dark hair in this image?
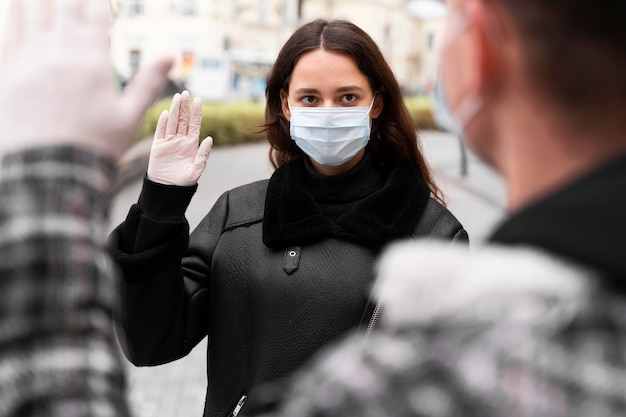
[262,18,443,202]
[489,0,626,132]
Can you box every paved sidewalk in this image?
[419,130,507,242]
[109,130,507,417]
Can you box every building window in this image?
[179,0,197,16]
[426,31,436,51]
[181,51,195,72]
[126,0,144,16]
[129,49,141,75]
[201,58,221,69]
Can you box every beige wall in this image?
[301,0,446,93]
[109,0,446,100]
[416,17,447,93]
[0,1,445,97]
[110,0,298,100]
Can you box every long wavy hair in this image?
[262,18,443,202]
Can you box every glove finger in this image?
[188,96,203,139]
[1,0,25,61]
[28,0,53,36]
[192,136,214,180]
[196,136,213,161]
[154,110,168,140]
[120,55,174,128]
[84,0,111,39]
[177,90,191,137]
[55,0,84,35]
[197,136,213,164]
[165,92,181,136]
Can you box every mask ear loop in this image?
[452,5,507,130]
[441,11,484,131]
[454,94,484,128]
[368,93,377,114]
[366,93,379,137]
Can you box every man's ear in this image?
[280,89,291,121]
[465,0,510,93]
[370,92,384,119]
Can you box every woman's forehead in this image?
[289,49,371,92]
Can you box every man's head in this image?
[488,0,626,119]
[441,0,626,207]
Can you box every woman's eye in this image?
[341,94,357,103]
[301,96,317,105]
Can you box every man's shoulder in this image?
[374,240,596,329]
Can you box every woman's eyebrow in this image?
[293,88,320,94]
[293,86,366,95]
[335,86,366,93]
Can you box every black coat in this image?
[109,158,467,417]
[490,152,626,287]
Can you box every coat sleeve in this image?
[0,146,133,417]
[414,198,469,245]
[108,176,229,366]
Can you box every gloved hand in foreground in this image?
[147,90,213,186]
[0,0,174,160]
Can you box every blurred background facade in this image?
[109,0,447,101]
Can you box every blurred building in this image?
[109,0,446,101]
[301,0,446,95]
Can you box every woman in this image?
[109,18,467,417]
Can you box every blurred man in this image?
[259,0,626,415]
[0,0,173,415]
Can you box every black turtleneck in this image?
[262,154,431,251]
[303,153,386,222]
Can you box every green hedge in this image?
[137,100,267,146]
[137,96,435,146]
[404,95,437,130]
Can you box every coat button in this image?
[283,246,301,274]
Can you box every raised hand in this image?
[147,91,213,186]
[0,0,174,159]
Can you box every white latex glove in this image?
[147,90,213,186]
[0,0,174,160]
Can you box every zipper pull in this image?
[364,300,383,339]
[231,394,247,417]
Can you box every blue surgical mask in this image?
[433,12,483,138]
[288,99,375,167]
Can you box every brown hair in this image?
[262,18,443,203]
[486,0,626,134]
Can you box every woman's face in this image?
[280,48,383,175]
[281,49,378,114]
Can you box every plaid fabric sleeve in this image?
[0,146,132,417]
[263,284,626,417]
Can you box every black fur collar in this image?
[262,157,431,251]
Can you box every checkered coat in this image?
[0,147,132,417]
